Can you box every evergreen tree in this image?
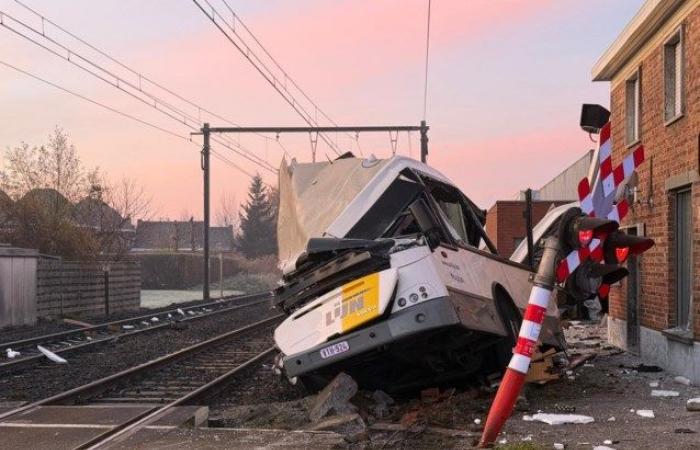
[236,174,277,258]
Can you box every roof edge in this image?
[592,0,684,81]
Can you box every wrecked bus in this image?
[273,154,565,391]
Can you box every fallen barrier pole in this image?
[478,236,559,447]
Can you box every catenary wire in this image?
[0,58,258,180]
[191,0,344,156]
[2,5,278,173]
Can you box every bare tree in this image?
[1,127,95,202]
[86,176,154,259]
[216,192,239,231]
[0,128,99,259]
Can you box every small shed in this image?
[0,245,39,328]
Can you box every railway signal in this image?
[479,209,620,446]
[479,112,655,447]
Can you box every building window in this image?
[673,188,692,330]
[625,70,641,144]
[664,27,684,123]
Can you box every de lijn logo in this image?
[325,295,365,326]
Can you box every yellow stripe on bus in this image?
[340,272,380,332]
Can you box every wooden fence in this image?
[37,259,141,318]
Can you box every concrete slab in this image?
[110,427,345,449]
[2,405,156,426]
[152,406,209,428]
[0,404,211,449]
[0,425,103,450]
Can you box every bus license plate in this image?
[319,341,349,359]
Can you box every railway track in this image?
[0,313,284,449]
[0,292,272,374]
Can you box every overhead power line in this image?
[0,58,256,179]
[3,3,278,173]
[191,0,345,157]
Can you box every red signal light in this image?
[578,229,593,247]
[615,247,630,263]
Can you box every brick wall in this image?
[37,259,141,318]
[486,200,569,257]
[608,5,700,338]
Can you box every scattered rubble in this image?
[636,409,655,418]
[370,389,394,419]
[687,398,700,412]
[308,372,358,422]
[673,376,692,386]
[308,413,367,443]
[523,413,594,425]
[36,345,67,364]
[650,390,679,398]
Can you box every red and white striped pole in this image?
[479,236,560,447]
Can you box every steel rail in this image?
[81,347,277,449]
[0,292,272,374]
[0,314,283,422]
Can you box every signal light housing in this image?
[558,207,619,253]
[603,231,654,265]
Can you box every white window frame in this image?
[625,69,641,147]
[664,25,684,125]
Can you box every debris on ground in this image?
[36,345,67,364]
[622,363,663,373]
[636,409,655,418]
[526,347,561,384]
[307,413,367,443]
[5,348,20,359]
[308,372,358,422]
[121,325,135,330]
[553,443,565,449]
[673,376,692,386]
[687,398,700,411]
[523,413,594,425]
[62,318,94,328]
[370,389,394,419]
[650,390,679,397]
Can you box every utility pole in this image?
[202,123,211,301]
[524,188,534,269]
[420,120,429,163]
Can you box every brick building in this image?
[485,151,591,258]
[593,0,700,382]
[485,201,568,257]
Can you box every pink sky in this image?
[0,0,643,222]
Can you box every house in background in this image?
[593,0,700,382]
[131,219,234,253]
[485,151,592,257]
